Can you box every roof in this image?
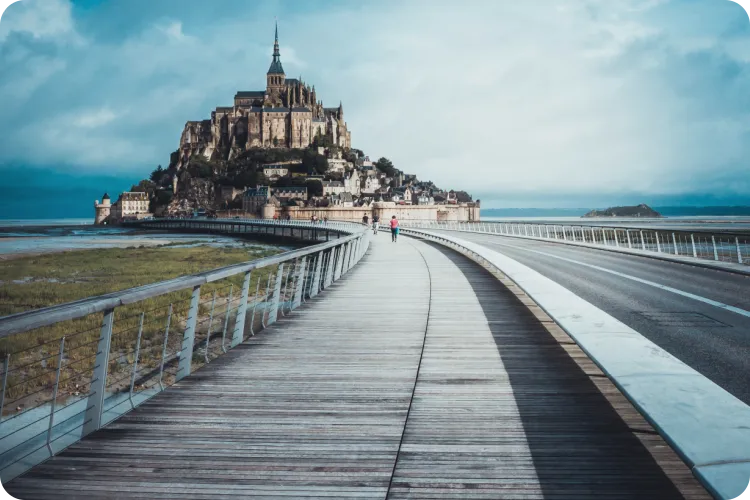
[291,107,312,112]
[263,107,290,113]
[235,91,265,99]
[285,78,300,86]
[273,186,307,193]
[244,186,270,198]
[334,192,353,202]
[102,193,110,200]
[120,192,148,200]
[268,60,285,74]
[322,181,344,187]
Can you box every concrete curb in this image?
[403,227,750,500]
[421,227,750,277]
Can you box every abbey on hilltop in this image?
[177,23,351,167]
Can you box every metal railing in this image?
[399,220,749,267]
[0,221,369,482]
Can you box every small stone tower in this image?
[94,193,111,225]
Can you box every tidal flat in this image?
[0,244,285,415]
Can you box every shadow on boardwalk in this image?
[426,243,701,500]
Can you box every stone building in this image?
[110,192,150,222]
[177,23,351,169]
[272,186,307,202]
[343,169,360,197]
[322,181,345,196]
[262,165,289,180]
[93,193,111,225]
[242,186,270,215]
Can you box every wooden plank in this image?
[386,240,710,500]
[6,237,429,499]
[5,234,710,499]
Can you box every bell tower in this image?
[266,21,285,93]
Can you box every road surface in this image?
[433,231,750,405]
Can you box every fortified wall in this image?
[218,202,480,222]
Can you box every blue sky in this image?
[1,0,749,217]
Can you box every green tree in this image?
[375,157,397,177]
[150,165,165,182]
[306,179,323,197]
[302,149,328,175]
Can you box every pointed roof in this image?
[267,21,285,75]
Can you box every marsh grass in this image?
[0,245,285,416]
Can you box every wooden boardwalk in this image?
[5,235,710,499]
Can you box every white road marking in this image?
[483,239,750,319]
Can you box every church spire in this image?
[274,20,279,57]
[267,20,284,76]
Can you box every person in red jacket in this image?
[390,215,399,243]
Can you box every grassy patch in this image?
[0,244,288,413]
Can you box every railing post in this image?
[158,304,172,390]
[293,257,307,309]
[614,229,620,247]
[46,336,65,455]
[736,237,743,264]
[691,234,698,258]
[601,228,606,245]
[221,285,233,352]
[640,230,646,251]
[333,246,344,281]
[129,312,144,408]
[204,290,217,362]
[177,285,202,381]
[626,230,632,249]
[267,264,285,326]
[712,236,719,261]
[562,227,567,241]
[545,226,550,239]
[83,308,115,436]
[672,233,679,255]
[343,243,351,273]
[250,275,261,335]
[0,353,9,420]
[656,233,661,253]
[311,252,323,297]
[325,249,335,288]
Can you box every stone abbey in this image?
[178,23,351,167]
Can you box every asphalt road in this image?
[435,231,750,405]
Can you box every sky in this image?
[1,0,750,217]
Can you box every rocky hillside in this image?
[583,204,662,218]
[132,145,331,216]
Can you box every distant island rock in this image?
[583,204,662,218]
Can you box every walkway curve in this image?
[5,234,710,499]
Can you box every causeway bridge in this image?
[0,219,748,499]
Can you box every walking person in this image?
[362,214,369,226]
[390,215,399,243]
[372,214,379,235]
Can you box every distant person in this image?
[372,214,380,235]
[390,215,399,242]
[362,214,369,226]
[286,214,291,221]
[324,217,328,225]
[310,215,315,224]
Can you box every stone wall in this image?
[273,203,480,222]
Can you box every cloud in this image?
[72,108,119,128]
[0,0,82,44]
[0,0,750,206]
